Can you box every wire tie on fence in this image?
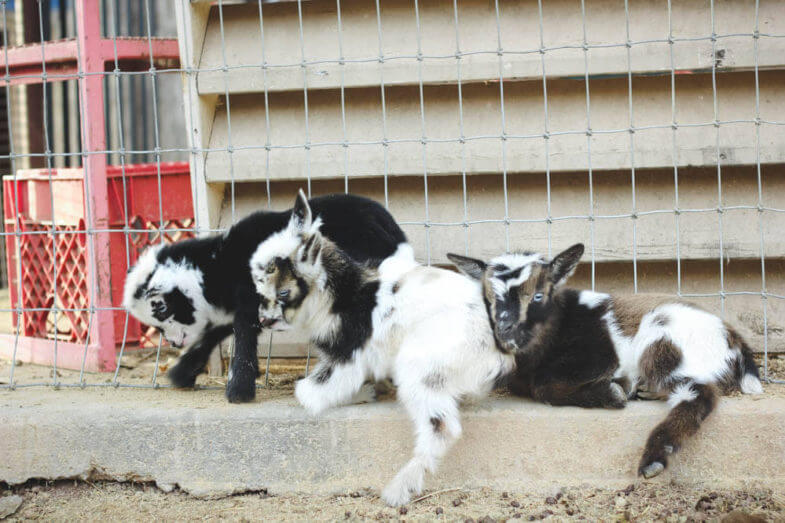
[710,33,717,42]
[304,142,311,151]
[586,129,593,136]
[674,208,681,215]
[582,43,589,51]
[753,30,760,39]
[631,212,638,220]
[542,132,550,140]
[717,207,724,214]
[497,48,504,56]
[342,140,349,148]
[462,221,469,228]
[628,127,635,134]
[378,55,385,64]
[754,117,762,126]
[757,204,764,213]
[671,122,679,130]
[420,137,427,145]
[539,47,546,55]
[501,133,508,141]
[455,52,462,60]
[625,40,632,48]
[459,136,466,144]
[381,138,389,147]
[417,52,424,61]
[714,120,721,128]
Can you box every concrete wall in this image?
[176,0,785,357]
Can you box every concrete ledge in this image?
[1,389,783,497]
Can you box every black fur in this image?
[137,194,406,402]
[507,289,623,408]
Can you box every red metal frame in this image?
[0,38,180,86]
[0,0,181,372]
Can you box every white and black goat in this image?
[449,243,763,480]
[249,190,514,506]
[123,194,405,403]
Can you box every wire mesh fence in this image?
[1,0,783,390]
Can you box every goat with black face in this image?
[449,244,763,480]
[123,194,406,403]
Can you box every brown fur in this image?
[610,295,682,337]
[639,383,717,475]
[639,338,683,390]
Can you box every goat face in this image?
[123,246,209,349]
[448,243,584,354]
[250,189,324,331]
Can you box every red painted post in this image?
[75,0,116,371]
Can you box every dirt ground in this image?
[2,478,783,522]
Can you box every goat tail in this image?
[638,381,717,479]
[737,336,764,394]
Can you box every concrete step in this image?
[1,388,783,498]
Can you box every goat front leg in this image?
[295,353,369,415]
[168,324,233,388]
[382,388,461,507]
[226,293,261,403]
[533,378,627,409]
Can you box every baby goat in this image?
[449,243,763,480]
[250,190,514,506]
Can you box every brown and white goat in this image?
[448,243,763,479]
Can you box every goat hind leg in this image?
[638,382,717,478]
[382,390,461,507]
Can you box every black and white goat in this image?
[122,194,406,403]
[250,190,514,506]
[449,244,763,479]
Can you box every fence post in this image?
[76,0,116,371]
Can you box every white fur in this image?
[257,217,514,506]
[741,373,764,394]
[668,381,698,407]
[579,290,609,309]
[488,253,543,297]
[123,246,231,348]
[604,302,759,399]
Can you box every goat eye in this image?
[277,289,290,300]
[532,292,544,302]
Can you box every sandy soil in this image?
[2,479,783,522]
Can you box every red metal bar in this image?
[0,37,179,86]
[76,0,115,372]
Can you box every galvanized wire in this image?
[1,0,782,390]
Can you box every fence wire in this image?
[0,0,783,390]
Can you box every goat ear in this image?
[549,243,584,286]
[447,253,487,280]
[289,189,313,232]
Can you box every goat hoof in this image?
[639,461,665,479]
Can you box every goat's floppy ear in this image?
[447,253,487,280]
[549,243,584,286]
[289,189,313,231]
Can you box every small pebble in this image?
[512,514,522,520]
[345,510,351,519]
[478,517,496,523]
[566,508,574,516]
[502,492,509,499]
[435,507,444,515]
[465,518,476,523]
[545,497,557,505]
[453,498,462,507]
[527,516,537,521]
[511,500,520,508]
[399,507,408,515]
[615,496,628,509]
